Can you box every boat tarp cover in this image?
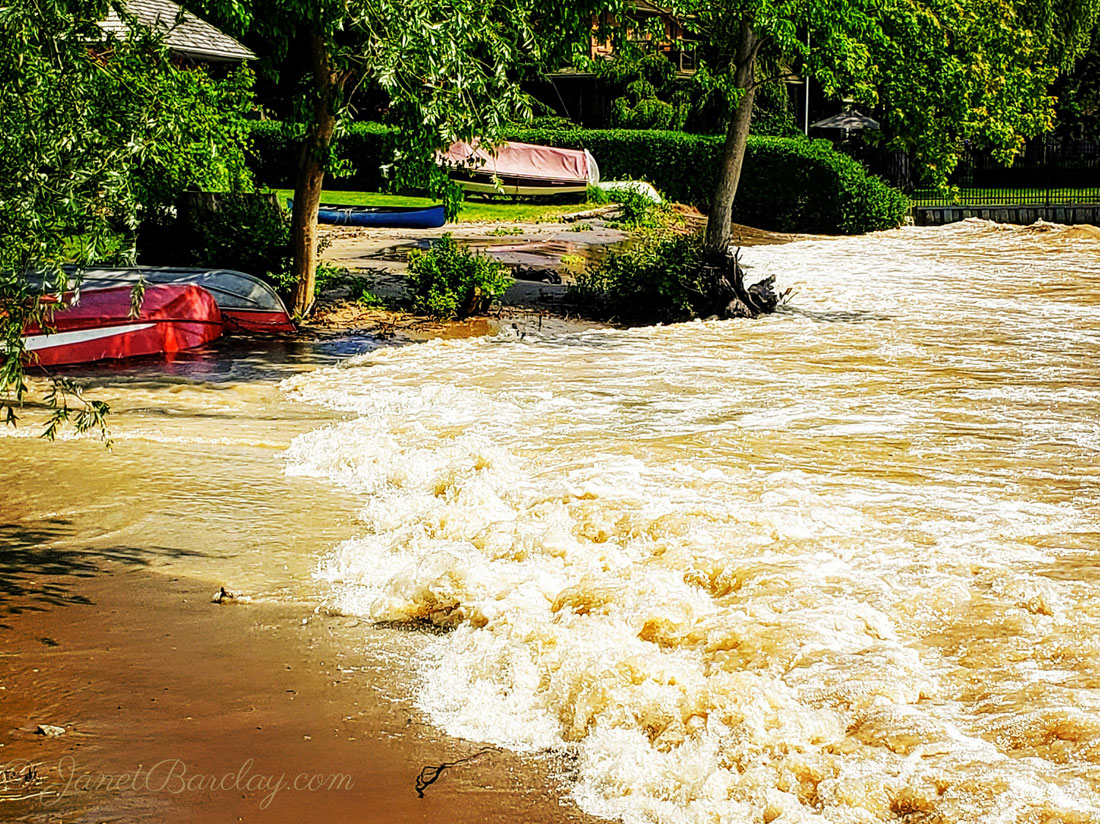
[24,284,223,365]
[34,283,221,331]
[439,141,597,184]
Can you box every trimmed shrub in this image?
[506,127,710,204]
[506,128,909,234]
[731,137,911,234]
[246,122,908,234]
[406,235,513,319]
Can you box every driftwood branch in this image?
[415,747,499,798]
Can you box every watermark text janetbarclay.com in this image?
[1,756,353,810]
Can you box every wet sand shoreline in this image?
[0,565,597,823]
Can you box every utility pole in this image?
[804,31,810,135]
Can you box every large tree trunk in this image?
[703,16,762,254]
[290,32,344,318]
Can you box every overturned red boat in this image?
[62,267,295,334]
[24,284,223,367]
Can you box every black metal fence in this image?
[911,138,1100,207]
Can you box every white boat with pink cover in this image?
[438,140,599,196]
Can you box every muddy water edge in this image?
[0,336,599,823]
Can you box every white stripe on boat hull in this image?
[24,323,156,351]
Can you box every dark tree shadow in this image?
[0,519,206,614]
[28,332,389,391]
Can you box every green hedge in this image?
[248,120,395,194]
[247,122,908,234]
[506,127,909,234]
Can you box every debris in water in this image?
[512,265,562,284]
[415,747,498,798]
[211,586,237,604]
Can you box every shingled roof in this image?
[100,0,255,63]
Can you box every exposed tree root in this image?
[700,247,783,318]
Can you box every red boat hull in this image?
[24,284,223,366]
[37,267,296,335]
[221,308,297,334]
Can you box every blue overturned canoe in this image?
[288,199,446,229]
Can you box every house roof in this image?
[100,0,255,63]
[810,110,881,132]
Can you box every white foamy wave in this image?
[284,222,1100,822]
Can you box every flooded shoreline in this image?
[3,220,1100,822]
[0,567,599,823]
[0,333,600,822]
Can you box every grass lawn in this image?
[271,188,600,223]
[911,187,1100,206]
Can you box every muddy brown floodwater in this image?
[3,219,1100,823]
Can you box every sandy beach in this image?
[0,564,601,823]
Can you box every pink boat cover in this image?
[439,140,594,184]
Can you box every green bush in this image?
[188,193,292,280]
[406,235,513,319]
[506,128,909,234]
[571,228,787,324]
[245,122,908,234]
[730,137,911,234]
[613,189,676,229]
[588,185,680,230]
[570,229,709,324]
[505,127,709,204]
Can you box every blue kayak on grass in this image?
[288,199,447,229]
